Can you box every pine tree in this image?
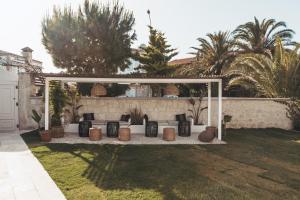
[135,26,178,76]
[42,0,136,75]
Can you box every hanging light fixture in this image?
[91,83,107,97]
[164,84,179,96]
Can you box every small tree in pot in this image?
[65,85,83,123]
[187,95,207,125]
[50,81,68,138]
[222,115,232,136]
[32,109,51,142]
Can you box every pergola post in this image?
[45,79,49,131]
[218,80,222,140]
[207,82,211,126]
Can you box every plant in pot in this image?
[286,99,300,131]
[129,107,144,125]
[50,81,68,138]
[32,109,51,142]
[64,85,83,133]
[187,95,207,132]
[222,115,232,136]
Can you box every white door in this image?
[0,84,18,131]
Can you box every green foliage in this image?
[223,115,232,123]
[234,17,295,57]
[50,81,68,127]
[135,26,178,76]
[65,85,83,123]
[77,83,93,96]
[187,95,208,125]
[42,0,136,75]
[31,109,42,130]
[129,107,144,125]
[106,83,129,97]
[190,31,236,75]
[227,38,300,98]
[285,99,300,130]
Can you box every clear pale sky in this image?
[0,0,299,72]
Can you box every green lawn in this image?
[22,129,300,200]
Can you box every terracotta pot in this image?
[40,130,51,142]
[89,128,102,141]
[118,128,131,141]
[206,126,217,136]
[51,126,64,138]
[198,126,217,142]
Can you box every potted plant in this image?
[222,115,232,136]
[286,99,300,131]
[64,85,83,133]
[32,109,51,142]
[128,107,145,133]
[50,81,68,138]
[187,95,208,132]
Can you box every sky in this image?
[0,0,299,72]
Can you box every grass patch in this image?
[22,129,300,200]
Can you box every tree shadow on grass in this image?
[44,144,244,200]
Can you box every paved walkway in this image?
[0,131,66,200]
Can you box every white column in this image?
[45,79,49,130]
[207,82,211,126]
[218,80,222,140]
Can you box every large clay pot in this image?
[206,126,217,136]
[51,126,64,138]
[198,126,216,142]
[40,130,51,142]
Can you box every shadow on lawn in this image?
[22,129,300,200]
[70,145,213,200]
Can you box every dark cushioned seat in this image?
[178,121,191,137]
[79,121,92,137]
[83,113,95,121]
[176,113,191,137]
[107,121,120,138]
[145,121,158,137]
[144,114,158,137]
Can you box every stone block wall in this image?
[78,97,292,129]
[18,73,44,129]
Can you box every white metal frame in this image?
[44,76,223,140]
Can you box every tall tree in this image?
[233,17,295,57]
[190,31,236,75]
[227,38,300,98]
[135,26,178,76]
[42,0,136,75]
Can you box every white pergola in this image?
[44,75,223,140]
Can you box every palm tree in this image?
[233,17,295,57]
[190,31,236,75]
[227,38,300,98]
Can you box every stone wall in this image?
[78,97,292,130]
[18,73,44,129]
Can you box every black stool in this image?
[145,121,158,137]
[178,121,191,137]
[79,121,92,137]
[107,121,120,138]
